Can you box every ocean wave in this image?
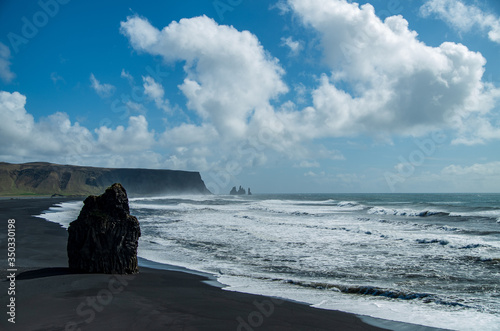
[249,202,361,216]
[311,199,337,204]
[35,201,83,229]
[336,201,359,207]
[130,203,178,210]
[130,202,220,212]
[245,277,434,301]
[476,257,500,265]
[458,243,484,249]
[416,239,450,245]
[362,203,500,223]
[129,195,218,202]
[279,279,477,309]
[415,238,489,250]
[367,207,449,217]
[449,210,500,220]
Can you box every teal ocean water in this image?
[40,193,500,330]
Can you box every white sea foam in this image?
[131,202,212,211]
[449,209,500,219]
[129,194,220,202]
[313,199,337,204]
[36,201,83,229]
[250,199,364,215]
[367,206,448,217]
[336,201,360,207]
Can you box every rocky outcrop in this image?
[0,162,211,196]
[67,183,141,274]
[230,185,250,195]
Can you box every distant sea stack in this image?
[67,183,140,274]
[0,162,211,196]
[230,185,251,195]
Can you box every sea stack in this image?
[230,185,248,195]
[67,183,141,274]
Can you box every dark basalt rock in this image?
[67,183,141,274]
[230,185,248,195]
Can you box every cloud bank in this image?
[0,91,157,168]
[283,0,500,142]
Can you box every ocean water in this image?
[39,193,500,330]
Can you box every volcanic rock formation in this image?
[230,185,248,195]
[67,183,141,274]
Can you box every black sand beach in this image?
[0,198,436,330]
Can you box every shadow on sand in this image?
[16,268,77,280]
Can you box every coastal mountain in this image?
[0,162,211,196]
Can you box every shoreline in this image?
[0,197,442,330]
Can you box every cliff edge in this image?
[0,162,211,196]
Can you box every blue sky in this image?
[1,0,499,193]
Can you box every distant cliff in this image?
[0,162,211,196]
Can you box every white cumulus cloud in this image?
[0,91,93,159]
[283,0,500,143]
[143,76,171,112]
[294,160,320,168]
[421,0,500,44]
[121,69,134,84]
[0,90,160,167]
[120,15,288,138]
[95,115,155,153]
[442,161,500,177]
[281,36,303,56]
[0,42,15,83]
[90,73,116,98]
